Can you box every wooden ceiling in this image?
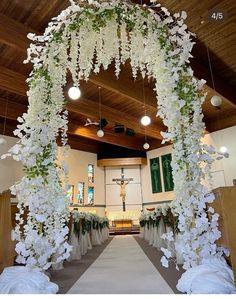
[0,0,235,154]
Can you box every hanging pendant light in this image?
[206,47,222,108]
[140,80,151,126]
[97,87,104,138]
[0,100,8,145]
[211,95,222,107]
[143,142,150,150]
[68,86,81,100]
[141,115,151,126]
[143,134,150,150]
[97,129,104,138]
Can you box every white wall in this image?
[203,126,236,186]
[141,125,236,207]
[0,135,23,192]
[58,147,105,217]
[0,135,105,216]
[105,166,142,210]
[105,166,143,222]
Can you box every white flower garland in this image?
[2,0,223,272]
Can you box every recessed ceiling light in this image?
[219,146,227,154]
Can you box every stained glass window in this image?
[77,182,85,205]
[87,186,94,205]
[88,164,94,183]
[67,185,74,205]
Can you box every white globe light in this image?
[141,115,151,126]
[219,146,228,154]
[211,95,222,107]
[143,142,150,150]
[68,86,81,100]
[97,129,104,138]
[0,137,7,145]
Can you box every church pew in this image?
[0,190,16,273]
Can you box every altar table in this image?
[112,219,133,228]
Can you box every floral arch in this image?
[5,0,221,275]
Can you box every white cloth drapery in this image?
[140,219,183,265]
[67,226,109,263]
[67,225,81,262]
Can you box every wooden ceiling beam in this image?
[0,13,36,52]
[0,14,157,111]
[89,68,157,112]
[0,66,163,140]
[0,118,17,137]
[61,134,99,153]
[3,97,235,149]
[67,99,163,140]
[1,13,235,110]
[191,60,236,108]
[69,123,145,150]
[0,117,99,153]
[0,66,28,96]
[0,98,148,151]
[0,13,235,126]
[0,98,27,120]
[204,112,236,132]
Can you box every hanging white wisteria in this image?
[1,0,230,291]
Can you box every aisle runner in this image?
[67,235,174,294]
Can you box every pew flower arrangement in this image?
[72,211,109,237]
[139,204,174,231]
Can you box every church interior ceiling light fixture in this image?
[97,86,104,138]
[143,142,150,150]
[206,46,222,108]
[68,86,81,100]
[218,146,229,158]
[97,129,104,137]
[143,133,150,150]
[211,95,222,107]
[141,115,151,126]
[219,146,228,154]
[140,79,151,126]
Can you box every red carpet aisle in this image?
[67,235,174,294]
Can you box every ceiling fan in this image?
[85,118,109,129]
[84,118,100,127]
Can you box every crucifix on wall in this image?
[112,168,133,211]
